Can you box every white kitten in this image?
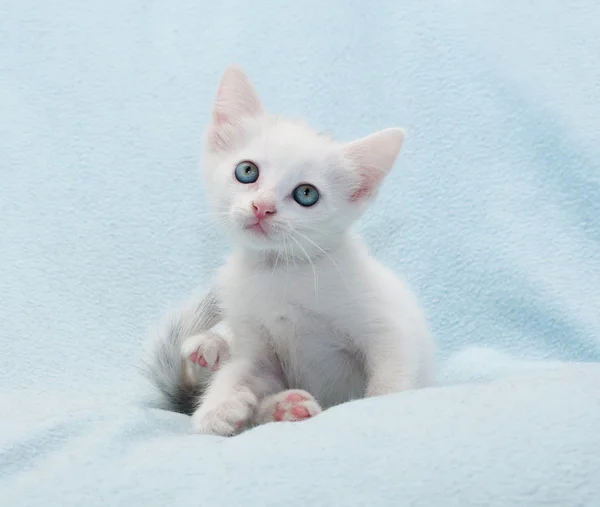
[146,66,435,435]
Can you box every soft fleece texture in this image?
[1,1,600,506]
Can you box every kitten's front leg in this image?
[191,358,259,435]
[191,348,285,436]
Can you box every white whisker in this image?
[283,233,290,299]
[287,231,319,300]
[287,232,299,272]
[292,229,349,291]
[271,240,281,277]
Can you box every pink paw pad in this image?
[188,352,219,371]
[273,392,313,422]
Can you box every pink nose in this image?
[252,201,276,220]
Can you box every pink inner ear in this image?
[207,125,227,151]
[350,166,381,202]
[350,186,369,202]
[214,111,228,127]
[207,111,233,151]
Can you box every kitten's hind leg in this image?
[179,328,231,391]
[181,330,230,372]
[254,389,322,425]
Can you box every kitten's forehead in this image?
[246,118,335,164]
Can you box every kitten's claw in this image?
[254,389,322,425]
[191,387,257,436]
[181,331,230,371]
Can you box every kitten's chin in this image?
[230,227,278,251]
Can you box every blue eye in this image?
[293,184,319,207]
[234,161,259,184]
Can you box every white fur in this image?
[190,66,435,435]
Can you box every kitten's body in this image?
[216,231,433,410]
[146,66,435,435]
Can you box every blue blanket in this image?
[1,1,599,506]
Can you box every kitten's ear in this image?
[343,128,405,201]
[207,65,264,151]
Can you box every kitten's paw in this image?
[191,387,257,436]
[254,389,322,425]
[181,331,230,371]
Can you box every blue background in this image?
[2,2,600,505]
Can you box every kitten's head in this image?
[202,66,404,255]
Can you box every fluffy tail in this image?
[142,290,221,415]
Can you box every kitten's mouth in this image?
[245,221,270,237]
